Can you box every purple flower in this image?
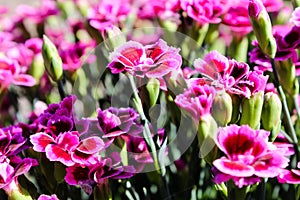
[180,0,223,25]
[87,0,131,31]
[0,126,27,162]
[108,39,182,78]
[174,83,215,120]
[97,107,142,138]
[212,125,289,188]
[37,95,76,136]
[194,50,268,98]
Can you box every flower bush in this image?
[0,0,300,199]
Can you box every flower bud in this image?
[276,59,299,97]
[42,35,63,82]
[261,92,282,134]
[101,26,126,52]
[211,90,232,126]
[248,0,277,58]
[197,115,218,164]
[239,91,264,129]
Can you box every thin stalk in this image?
[270,59,298,144]
[294,95,300,118]
[271,59,299,166]
[162,175,172,200]
[57,79,66,99]
[128,74,160,171]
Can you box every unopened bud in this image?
[211,91,232,126]
[240,91,264,129]
[42,35,63,82]
[197,115,218,164]
[102,26,126,51]
[261,92,282,134]
[249,0,277,58]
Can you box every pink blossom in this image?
[194,50,268,98]
[0,57,36,90]
[135,0,180,22]
[291,7,300,27]
[180,0,223,25]
[38,194,60,200]
[16,0,59,24]
[213,125,289,188]
[0,157,37,192]
[108,39,182,78]
[65,153,135,194]
[59,40,96,71]
[262,0,283,12]
[87,0,131,31]
[30,131,105,166]
[222,1,252,36]
[278,162,300,184]
[174,83,215,120]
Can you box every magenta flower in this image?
[124,128,165,164]
[0,158,37,192]
[180,0,223,25]
[222,2,252,36]
[0,57,36,90]
[194,50,268,98]
[59,40,96,71]
[174,83,215,120]
[16,0,59,24]
[108,39,182,78]
[136,0,180,22]
[213,125,289,188]
[38,194,60,200]
[30,131,105,166]
[65,153,135,194]
[262,0,283,12]
[0,126,27,162]
[97,107,142,138]
[278,162,300,184]
[87,0,131,31]
[30,131,79,166]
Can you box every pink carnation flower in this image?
[194,50,268,98]
[108,39,182,78]
[87,0,131,31]
[180,0,223,25]
[38,194,59,200]
[291,7,300,27]
[213,125,289,188]
[278,162,300,184]
[30,131,105,166]
[222,1,252,36]
[174,83,215,120]
[0,57,36,90]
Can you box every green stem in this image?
[128,74,160,172]
[58,79,66,99]
[270,59,298,144]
